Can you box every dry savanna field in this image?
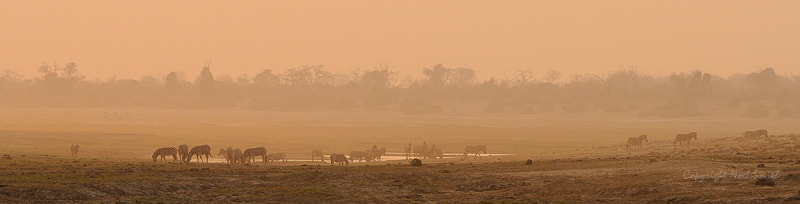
[1,108,800,203]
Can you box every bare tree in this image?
[514,70,534,87]
[543,70,561,84]
[361,64,395,89]
[165,72,178,91]
[195,63,215,90]
[422,64,449,88]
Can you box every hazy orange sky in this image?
[1,1,798,81]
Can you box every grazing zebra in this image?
[423,145,439,159]
[152,147,178,163]
[186,145,213,163]
[743,130,768,140]
[464,145,487,159]
[427,146,444,159]
[241,147,267,165]
[178,144,189,163]
[626,135,649,151]
[364,149,377,162]
[330,154,349,166]
[349,151,369,162]
[412,144,428,159]
[404,143,412,160]
[233,148,243,164]
[267,153,287,163]
[311,149,324,162]
[674,132,698,148]
[371,145,379,154]
[371,147,386,161]
[70,144,80,156]
[226,147,234,163]
[218,148,234,164]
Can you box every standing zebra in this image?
[674,132,698,148]
[412,142,429,159]
[186,145,213,163]
[427,146,443,159]
[178,144,189,163]
[404,143,412,160]
[464,145,487,159]
[241,147,267,165]
[152,147,178,163]
[267,153,287,164]
[371,147,386,161]
[225,147,234,163]
[349,151,369,162]
[311,149,324,162]
[233,148,243,164]
[218,148,235,164]
[70,144,80,156]
[626,135,648,151]
[330,154,349,166]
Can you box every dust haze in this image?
[2,1,800,203]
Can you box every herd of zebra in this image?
[402,142,487,160]
[67,141,488,165]
[146,143,489,165]
[151,145,286,165]
[625,129,770,151]
[148,144,391,165]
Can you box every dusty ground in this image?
[1,109,800,203]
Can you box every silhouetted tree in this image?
[195,63,215,90]
[61,62,84,81]
[360,65,394,90]
[253,69,280,88]
[281,65,332,87]
[543,70,562,84]
[165,72,178,91]
[448,67,475,87]
[746,67,778,98]
[35,62,84,100]
[514,70,534,87]
[670,70,712,101]
[422,64,449,88]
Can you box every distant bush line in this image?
[0,63,797,119]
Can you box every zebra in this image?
[70,144,80,156]
[241,147,267,165]
[349,151,369,162]
[369,146,386,161]
[364,149,377,162]
[412,142,429,159]
[626,135,648,151]
[311,149,324,162]
[233,148,243,164]
[330,154,349,166]
[152,147,178,163]
[404,143,412,160]
[427,146,444,159]
[464,145,487,159]
[268,153,287,163]
[226,147,234,163]
[674,132,698,148]
[178,144,189,163]
[218,148,234,164]
[186,145,213,163]
[743,130,768,140]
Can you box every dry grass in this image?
[1,108,799,202]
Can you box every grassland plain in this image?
[0,108,799,203]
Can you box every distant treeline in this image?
[0,62,797,118]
